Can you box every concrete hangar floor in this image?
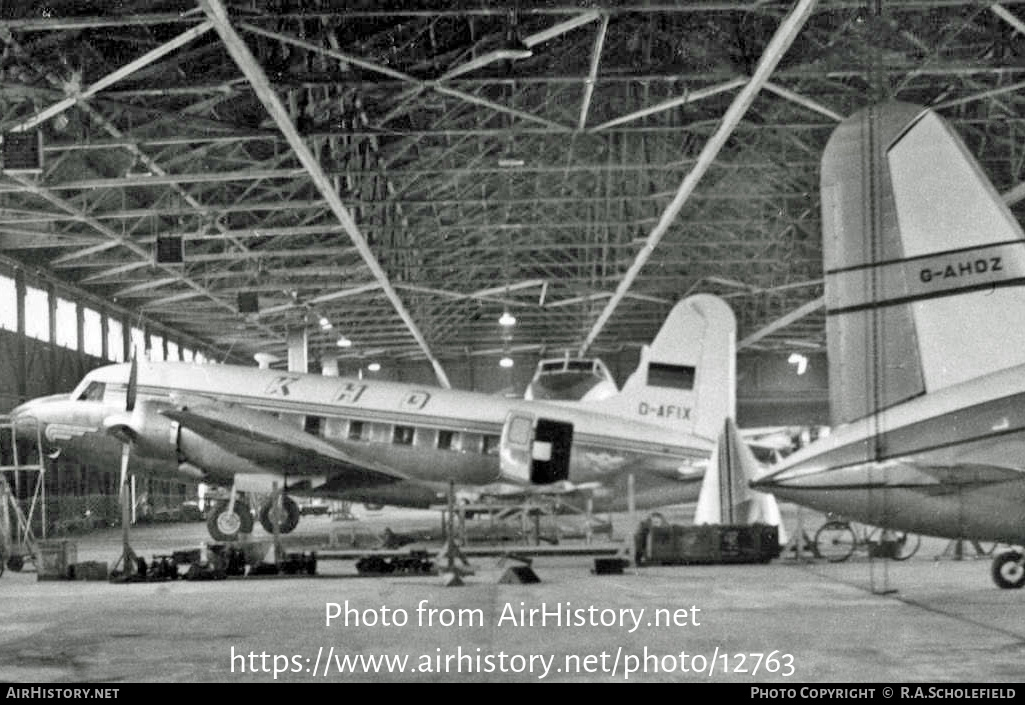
[0,503,1020,684]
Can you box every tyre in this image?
[813,521,857,563]
[992,550,1025,589]
[891,532,921,561]
[206,499,254,542]
[259,495,301,534]
[867,528,921,561]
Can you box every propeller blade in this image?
[119,442,131,491]
[126,355,138,412]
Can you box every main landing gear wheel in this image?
[259,495,300,534]
[991,550,1025,589]
[207,500,254,542]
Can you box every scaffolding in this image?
[0,414,47,572]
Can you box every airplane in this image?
[11,293,736,543]
[751,100,1025,589]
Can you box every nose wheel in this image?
[991,549,1025,589]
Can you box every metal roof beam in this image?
[201,0,450,388]
[579,0,820,354]
[5,21,213,133]
[738,297,825,349]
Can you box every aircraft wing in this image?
[160,401,407,487]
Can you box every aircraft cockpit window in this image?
[540,361,562,372]
[566,360,592,372]
[77,381,106,401]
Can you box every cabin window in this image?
[323,418,346,439]
[304,416,322,436]
[369,423,391,443]
[461,433,483,454]
[437,430,457,450]
[414,428,437,448]
[482,434,500,456]
[77,381,105,402]
[348,420,365,441]
[508,416,532,445]
[392,425,415,445]
[647,362,696,390]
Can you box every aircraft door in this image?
[532,418,573,484]
[499,412,573,485]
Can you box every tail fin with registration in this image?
[823,101,1025,428]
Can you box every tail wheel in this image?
[207,499,254,542]
[259,495,301,534]
[813,521,857,563]
[992,550,1025,589]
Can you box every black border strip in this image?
[824,238,1025,275]
[826,277,1025,315]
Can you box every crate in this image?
[71,561,108,581]
[37,540,77,580]
[640,524,780,565]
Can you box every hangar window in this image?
[647,362,695,390]
[304,416,322,436]
[392,425,414,445]
[106,318,124,362]
[130,327,145,360]
[167,341,179,361]
[182,347,194,363]
[0,274,15,331]
[55,298,77,350]
[24,286,49,342]
[83,308,102,357]
[149,334,164,361]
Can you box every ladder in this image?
[0,414,47,572]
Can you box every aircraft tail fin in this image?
[694,418,786,545]
[824,102,1025,425]
[592,294,735,441]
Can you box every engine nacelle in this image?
[498,412,573,485]
[122,400,264,484]
[125,400,180,465]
